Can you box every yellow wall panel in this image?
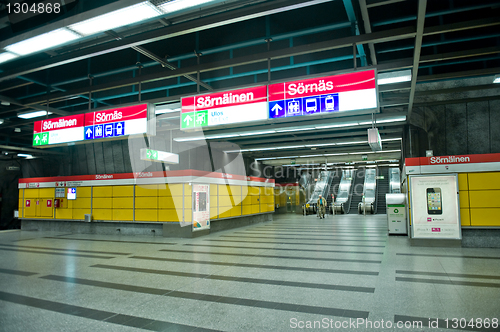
[251,205,260,214]
[73,198,91,209]
[218,185,230,196]
[72,209,89,220]
[18,189,23,199]
[93,186,112,197]
[38,188,54,198]
[93,209,112,220]
[92,198,112,209]
[55,208,72,219]
[468,172,500,190]
[469,191,500,208]
[159,196,183,209]
[113,209,133,221]
[77,187,92,198]
[219,196,233,207]
[248,187,260,196]
[242,206,252,215]
[458,174,468,191]
[18,199,23,217]
[251,196,260,205]
[184,184,192,196]
[210,184,218,196]
[113,185,134,197]
[459,191,469,208]
[210,195,218,207]
[229,185,241,196]
[184,209,192,222]
[184,195,193,209]
[135,185,158,197]
[460,209,470,226]
[219,210,231,219]
[268,204,274,212]
[135,209,158,222]
[113,197,133,209]
[210,207,218,219]
[262,186,273,196]
[231,206,241,217]
[24,189,39,198]
[242,196,252,206]
[161,184,183,196]
[158,209,180,222]
[470,208,500,226]
[135,196,158,209]
[241,186,249,197]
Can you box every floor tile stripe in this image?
[158,248,382,263]
[235,231,387,238]
[0,247,115,259]
[0,268,38,277]
[220,235,386,242]
[184,243,384,255]
[394,314,496,331]
[0,243,132,256]
[129,255,379,276]
[395,277,500,288]
[39,275,370,319]
[204,239,385,248]
[397,253,500,260]
[396,270,500,280]
[43,237,177,245]
[0,291,216,331]
[91,264,376,293]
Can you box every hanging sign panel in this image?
[192,184,210,232]
[181,86,268,130]
[268,70,377,119]
[33,103,155,147]
[409,174,461,240]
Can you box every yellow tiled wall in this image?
[20,182,274,223]
[467,172,500,226]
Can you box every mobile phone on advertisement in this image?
[427,188,442,215]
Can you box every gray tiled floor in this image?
[1,214,500,331]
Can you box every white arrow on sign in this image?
[34,136,40,143]
[271,103,283,115]
[184,114,193,126]
[86,128,93,137]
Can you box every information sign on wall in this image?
[140,148,179,164]
[181,86,268,130]
[268,70,377,119]
[409,174,461,239]
[192,184,210,232]
[33,103,155,147]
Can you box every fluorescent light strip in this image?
[156,108,181,114]
[493,75,500,84]
[18,110,52,119]
[158,0,216,13]
[276,127,315,133]
[377,69,412,85]
[315,123,357,129]
[239,130,276,136]
[305,143,336,148]
[174,136,205,142]
[17,154,33,158]
[335,141,367,145]
[69,2,162,36]
[5,28,81,56]
[0,52,18,64]
[381,138,402,142]
[206,134,240,139]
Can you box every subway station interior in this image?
[1,0,500,331]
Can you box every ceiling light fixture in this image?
[494,75,500,84]
[158,0,216,13]
[5,28,81,56]
[276,127,315,133]
[315,123,357,129]
[18,110,52,119]
[69,2,162,36]
[0,119,4,125]
[239,130,276,136]
[17,153,33,158]
[377,69,412,85]
[0,52,18,64]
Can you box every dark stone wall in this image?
[409,100,500,157]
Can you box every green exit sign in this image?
[140,148,179,164]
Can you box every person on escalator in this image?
[317,195,326,219]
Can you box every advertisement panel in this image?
[33,103,154,147]
[268,70,377,119]
[409,174,461,239]
[192,184,210,232]
[181,86,268,130]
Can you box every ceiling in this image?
[0,0,499,166]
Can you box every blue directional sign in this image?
[268,93,339,119]
[115,121,125,137]
[104,124,114,138]
[84,126,94,140]
[94,124,104,139]
[268,101,285,119]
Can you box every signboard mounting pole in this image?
[88,74,93,111]
[353,43,357,70]
[195,52,202,94]
[137,62,143,102]
[266,38,272,82]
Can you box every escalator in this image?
[326,169,342,213]
[333,169,355,214]
[304,171,334,214]
[376,167,390,214]
[358,168,376,214]
[348,168,365,214]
